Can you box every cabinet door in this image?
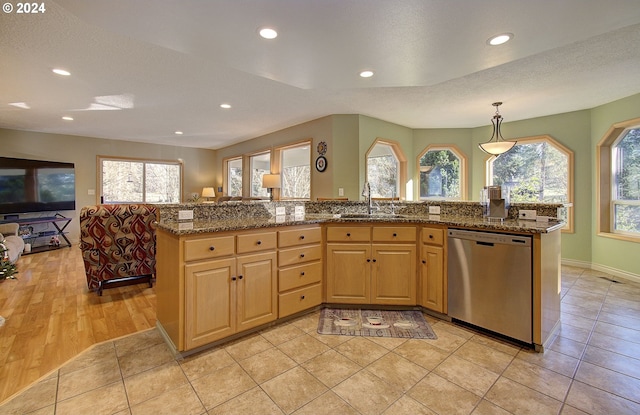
[371,244,416,305]
[420,244,444,313]
[185,258,236,349]
[326,243,371,303]
[236,252,278,331]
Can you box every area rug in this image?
[317,308,437,339]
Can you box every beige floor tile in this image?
[114,328,165,357]
[431,320,476,340]
[454,340,514,373]
[382,395,437,415]
[277,333,330,364]
[261,366,328,414]
[55,381,129,415]
[129,383,205,415]
[561,302,600,320]
[557,321,592,344]
[582,345,640,379]
[58,341,117,375]
[434,355,499,396]
[424,324,468,353]
[288,311,321,333]
[310,330,353,347]
[468,335,522,357]
[238,347,297,384]
[515,348,579,378]
[548,335,586,359]
[260,322,306,346]
[293,390,359,415]
[593,320,640,343]
[485,377,562,415]
[57,356,122,401]
[118,342,175,378]
[566,380,640,415]
[190,362,257,410]
[560,312,596,332]
[588,331,640,360]
[408,373,480,415]
[207,386,284,415]
[334,337,390,367]
[558,404,589,415]
[366,336,408,350]
[597,311,640,331]
[224,333,274,361]
[124,361,188,406]
[502,358,572,401]
[24,404,55,415]
[575,361,640,403]
[333,370,403,415]
[0,377,57,415]
[301,349,362,388]
[470,399,512,415]
[394,339,450,370]
[366,352,428,392]
[179,347,236,381]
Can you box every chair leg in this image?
[97,281,103,296]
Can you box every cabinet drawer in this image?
[237,231,277,254]
[326,226,371,242]
[372,226,416,242]
[278,226,322,248]
[422,227,444,246]
[184,235,235,262]
[279,283,322,318]
[279,261,322,292]
[278,244,322,267]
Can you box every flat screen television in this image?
[0,156,76,215]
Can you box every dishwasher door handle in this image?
[476,241,494,247]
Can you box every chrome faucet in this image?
[361,181,377,215]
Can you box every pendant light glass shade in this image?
[478,102,516,156]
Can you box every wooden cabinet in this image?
[158,228,277,351]
[326,224,417,305]
[419,226,446,313]
[277,226,323,317]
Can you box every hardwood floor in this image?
[0,246,156,404]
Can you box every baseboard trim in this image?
[562,258,640,284]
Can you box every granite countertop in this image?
[157,213,565,235]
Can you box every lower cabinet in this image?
[419,226,446,313]
[185,251,277,350]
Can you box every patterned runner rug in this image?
[317,308,437,339]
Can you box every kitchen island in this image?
[155,201,563,355]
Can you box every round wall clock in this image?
[315,156,327,172]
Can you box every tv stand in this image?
[1,214,72,254]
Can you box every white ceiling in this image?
[2,0,640,149]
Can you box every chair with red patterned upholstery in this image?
[79,204,157,296]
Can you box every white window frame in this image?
[224,156,243,197]
[249,151,271,198]
[610,126,640,237]
[277,140,311,200]
[98,156,182,204]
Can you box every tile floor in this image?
[2,266,640,415]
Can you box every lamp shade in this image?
[262,174,281,188]
[201,187,215,198]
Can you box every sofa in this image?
[0,223,25,264]
[79,204,157,296]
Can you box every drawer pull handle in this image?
[300,253,305,258]
[209,246,215,251]
[300,295,305,300]
[257,240,262,245]
[300,235,305,240]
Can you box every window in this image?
[487,135,573,231]
[280,142,310,199]
[99,157,181,204]
[226,157,242,197]
[611,127,640,236]
[250,152,271,198]
[418,145,466,200]
[366,139,406,199]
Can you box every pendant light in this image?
[478,102,516,156]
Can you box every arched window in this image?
[366,139,406,199]
[487,135,574,231]
[417,145,467,200]
[598,118,640,240]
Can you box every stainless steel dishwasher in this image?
[447,229,532,343]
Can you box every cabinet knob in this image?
[422,260,427,264]
[300,295,305,300]
[346,233,351,237]
[209,246,215,251]
[257,240,262,245]
[373,259,377,262]
[429,234,434,239]
[393,233,397,237]
[300,235,305,240]
[300,253,305,258]
[238,275,243,280]
[231,276,237,281]
[367,259,371,262]
[301,271,305,276]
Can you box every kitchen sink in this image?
[339,213,408,219]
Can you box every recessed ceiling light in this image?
[52,68,71,76]
[175,131,183,135]
[9,102,30,109]
[259,27,278,39]
[62,116,74,121]
[220,103,231,109]
[487,33,513,46]
[359,70,374,78]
